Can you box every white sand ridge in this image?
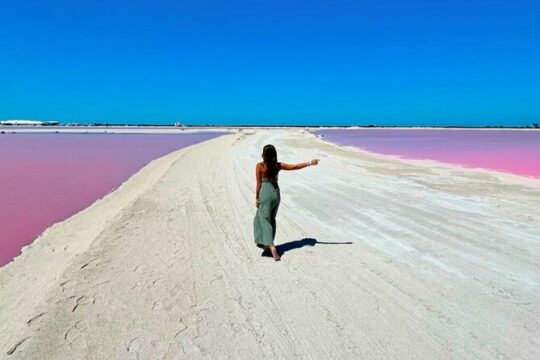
[1,129,539,359]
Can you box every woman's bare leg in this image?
[269,245,281,261]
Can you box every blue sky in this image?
[1,0,539,126]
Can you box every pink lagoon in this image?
[0,132,223,266]
[316,129,540,179]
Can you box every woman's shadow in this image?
[260,238,353,258]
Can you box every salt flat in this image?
[1,129,539,359]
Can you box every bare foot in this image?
[269,245,281,261]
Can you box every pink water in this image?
[0,132,223,266]
[316,129,540,178]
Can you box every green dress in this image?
[254,178,281,246]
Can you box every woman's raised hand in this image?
[310,159,320,166]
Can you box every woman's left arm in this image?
[255,164,262,207]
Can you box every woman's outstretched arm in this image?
[280,159,319,170]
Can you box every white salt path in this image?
[1,129,539,359]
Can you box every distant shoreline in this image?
[1,124,539,135]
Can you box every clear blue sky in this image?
[1,0,539,126]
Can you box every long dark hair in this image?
[262,144,278,182]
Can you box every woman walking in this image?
[253,144,319,261]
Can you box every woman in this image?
[253,144,319,261]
